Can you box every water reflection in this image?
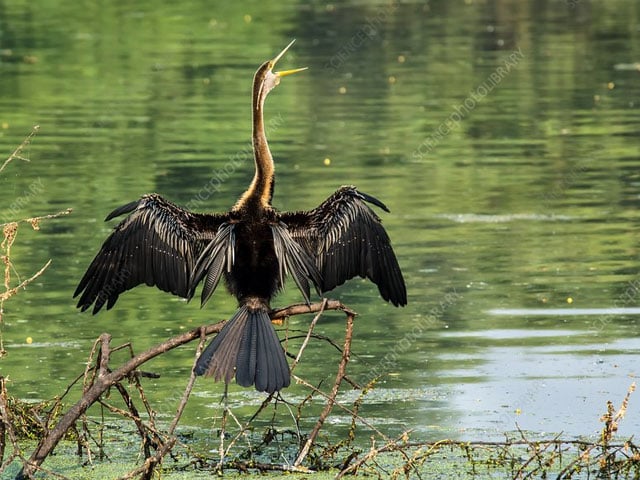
[491,308,640,316]
[1,0,640,446]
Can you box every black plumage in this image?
[280,186,406,307]
[74,194,224,314]
[75,41,406,393]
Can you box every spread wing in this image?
[279,185,407,306]
[74,193,228,314]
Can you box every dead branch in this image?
[339,436,448,478]
[111,382,158,457]
[16,325,220,479]
[1,208,72,337]
[168,333,208,437]
[271,299,356,320]
[0,259,51,304]
[16,299,352,479]
[0,208,72,231]
[0,376,20,470]
[292,375,390,440]
[124,331,208,479]
[294,307,355,466]
[0,125,39,175]
[291,298,328,370]
[116,437,177,480]
[22,208,73,231]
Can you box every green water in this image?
[1,0,640,460]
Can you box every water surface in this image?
[1,0,640,452]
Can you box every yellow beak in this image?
[276,67,308,77]
[272,39,307,77]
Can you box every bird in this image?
[74,40,407,394]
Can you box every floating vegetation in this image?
[1,381,639,479]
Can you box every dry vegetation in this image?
[1,129,639,479]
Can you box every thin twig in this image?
[221,391,274,460]
[112,383,156,458]
[16,300,355,478]
[292,375,390,441]
[291,298,327,371]
[116,437,177,480]
[168,330,208,436]
[216,299,357,463]
[16,322,224,479]
[217,382,230,474]
[0,208,73,230]
[0,125,39,174]
[513,426,562,479]
[222,460,314,473]
[0,259,51,303]
[294,310,354,466]
[338,435,449,478]
[221,399,252,461]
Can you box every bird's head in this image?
[253,40,306,109]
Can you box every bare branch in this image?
[15,299,356,478]
[16,321,223,479]
[168,331,208,436]
[0,259,52,303]
[0,125,39,174]
[291,298,327,371]
[294,309,354,466]
[1,208,73,230]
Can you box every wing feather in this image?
[190,223,236,306]
[279,185,407,306]
[74,194,226,314]
[270,222,321,304]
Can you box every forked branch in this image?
[16,299,354,479]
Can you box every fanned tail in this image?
[195,303,290,393]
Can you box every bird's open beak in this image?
[272,39,307,77]
[276,67,308,77]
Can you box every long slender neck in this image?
[234,77,274,212]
